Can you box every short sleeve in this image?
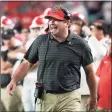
[24,36,42,64]
[82,42,93,67]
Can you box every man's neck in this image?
[54,36,67,42]
[52,32,69,42]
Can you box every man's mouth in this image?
[50,25,57,30]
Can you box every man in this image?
[90,20,109,48]
[1,29,24,111]
[70,12,88,38]
[89,20,108,73]
[7,5,97,111]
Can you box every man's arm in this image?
[11,59,33,83]
[84,63,97,99]
[83,63,97,110]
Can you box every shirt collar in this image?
[49,31,75,42]
[66,31,75,42]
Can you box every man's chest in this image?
[38,41,82,64]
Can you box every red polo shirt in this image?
[96,55,112,110]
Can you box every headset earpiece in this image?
[61,8,71,20]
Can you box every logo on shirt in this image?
[68,42,72,45]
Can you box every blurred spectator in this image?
[1,16,15,33]
[70,12,87,38]
[28,16,45,38]
[102,2,111,24]
[70,2,88,21]
[96,38,112,111]
[14,20,23,33]
[1,29,24,111]
[84,1,104,24]
[86,20,108,73]
[14,32,26,46]
[1,15,26,46]
[90,20,109,50]
[20,28,30,46]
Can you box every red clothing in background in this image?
[96,55,112,110]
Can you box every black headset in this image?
[61,8,71,20]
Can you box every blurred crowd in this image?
[1,1,111,28]
[0,1,111,112]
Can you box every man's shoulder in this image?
[70,33,88,46]
[35,33,49,42]
[70,33,84,41]
[37,33,49,39]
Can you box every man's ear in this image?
[66,20,71,28]
[66,20,71,24]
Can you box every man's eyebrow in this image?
[49,18,64,22]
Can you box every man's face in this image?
[30,27,43,37]
[48,18,68,36]
[21,29,29,38]
[91,23,103,38]
[70,24,81,35]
